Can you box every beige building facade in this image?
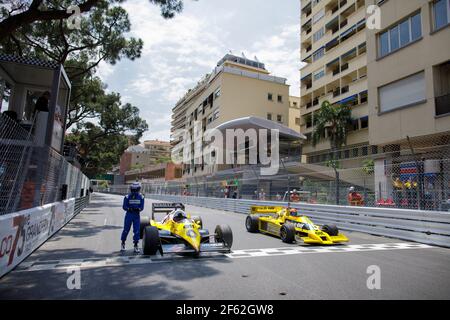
[171,54,291,178]
[289,96,301,133]
[367,0,450,146]
[300,0,374,166]
[366,0,450,202]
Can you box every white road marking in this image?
[13,243,434,273]
[104,218,107,226]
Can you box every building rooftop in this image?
[217,54,266,71]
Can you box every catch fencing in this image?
[0,112,90,215]
[145,194,450,248]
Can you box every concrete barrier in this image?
[0,196,89,277]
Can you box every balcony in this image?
[436,94,450,116]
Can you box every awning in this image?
[340,25,356,38]
[326,57,340,67]
[341,47,357,60]
[215,116,307,140]
[339,94,358,105]
[301,73,312,81]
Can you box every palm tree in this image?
[312,101,353,204]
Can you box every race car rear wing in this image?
[152,203,185,219]
[250,206,283,216]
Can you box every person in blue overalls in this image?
[121,182,145,253]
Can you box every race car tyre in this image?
[322,224,339,236]
[139,216,150,239]
[280,223,296,243]
[215,224,233,249]
[143,226,161,255]
[245,215,259,233]
[191,215,203,229]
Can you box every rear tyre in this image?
[280,223,296,243]
[191,215,203,229]
[143,226,160,255]
[245,215,259,233]
[215,224,233,249]
[322,224,339,236]
[139,216,150,239]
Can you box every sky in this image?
[97,0,301,141]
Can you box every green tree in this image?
[312,101,353,204]
[0,0,185,39]
[362,159,375,175]
[66,93,148,177]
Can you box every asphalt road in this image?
[0,193,449,300]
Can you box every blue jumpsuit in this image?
[121,192,144,244]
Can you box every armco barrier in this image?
[148,194,450,248]
[0,195,90,277]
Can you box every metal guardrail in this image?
[147,194,450,248]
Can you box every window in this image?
[390,26,400,52]
[277,95,283,103]
[313,27,325,42]
[268,93,273,101]
[213,110,220,120]
[277,115,282,123]
[379,71,426,113]
[362,146,368,156]
[360,116,369,129]
[378,12,422,57]
[433,0,450,30]
[295,117,300,125]
[267,113,272,121]
[313,47,325,62]
[293,102,298,107]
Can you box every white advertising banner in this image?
[0,198,75,277]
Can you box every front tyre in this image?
[139,216,150,239]
[245,215,259,233]
[191,215,203,229]
[215,224,233,249]
[143,226,161,255]
[322,224,339,236]
[280,223,296,243]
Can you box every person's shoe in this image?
[133,245,140,254]
[121,243,126,252]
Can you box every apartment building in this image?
[289,96,301,133]
[170,54,291,178]
[119,140,171,175]
[143,140,171,159]
[366,0,450,201]
[300,0,373,166]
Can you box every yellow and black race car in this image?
[139,203,233,256]
[245,206,349,245]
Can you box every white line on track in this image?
[13,242,433,273]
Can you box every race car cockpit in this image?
[172,209,188,223]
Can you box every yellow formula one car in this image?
[245,206,349,245]
[139,203,233,256]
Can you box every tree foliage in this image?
[312,101,353,153]
[0,0,188,175]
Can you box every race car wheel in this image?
[139,216,150,239]
[143,226,161,256]
[191,215,203,229]
[215,224,233,249]
[245,215,259,233]
[322,224,339,236]
[280,223,296,243]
